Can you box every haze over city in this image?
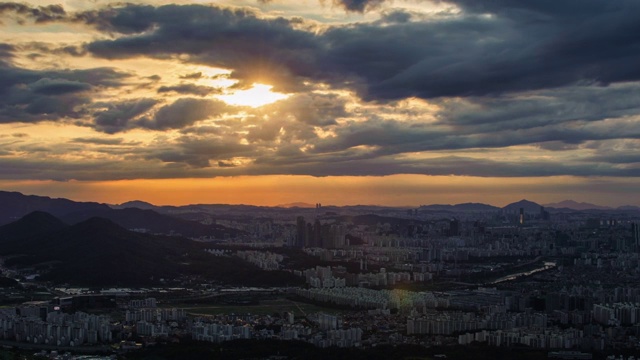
[1,0,639,207]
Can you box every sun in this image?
[217,83,289,108]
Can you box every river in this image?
[488,261,557,285]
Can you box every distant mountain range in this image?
[419,203,500,212]
[0,191,243,238]
[543,200,612,210]
[276,202,316,208]
[1,191,638,230]
[0,191,109,226]
[102,195,640,214]
[61,207,245,239]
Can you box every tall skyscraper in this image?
[296,216,306,248]
[519,208,524,225]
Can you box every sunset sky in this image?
[1,0,640,207]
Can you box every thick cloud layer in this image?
[0,61,129,123]
[67,1,640,101]
[0,1,639,182]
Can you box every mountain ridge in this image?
[0,191,110,226]
[543,200,612,210]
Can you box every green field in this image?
[170,298,346,317]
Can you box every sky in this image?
[0,0,640,207]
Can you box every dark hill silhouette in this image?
[0,213,301,287]
[503,199,543,213]
[0,191,109,226]
[0,211,68,254]
[420,203,499,212]
[61,207,245,239]
[111,200,158,210]
[2,216,197,286]
[0,211,67,241]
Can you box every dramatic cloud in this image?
[157,84,219,97]
[145,135,255,168]
[29,78,92,95]
[93,98,157,134]
[0,2,65,23]
[66,1,639,102]
[82,4,324,92]
[0,43,13,63]
[0,0,639,197]
[72,137,126,145]
[136,98,231,131]
[331,0,385,13]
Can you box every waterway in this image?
[488,261,557,285]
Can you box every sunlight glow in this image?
[217,84,289,108]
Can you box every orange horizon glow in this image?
[0,175,637,208]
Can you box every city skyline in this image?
[1,1,640,207]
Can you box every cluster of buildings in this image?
[124,297,187,338]
[593,303,640,326]
[408,311,547,335]
[295,265,432,289]
[235,250,284,271]
[458,327,598,350]
[191,321,252,343]
[3,203,640,357]
[190,311,363,348]
[0,304,112,346]
[295,217,348,248]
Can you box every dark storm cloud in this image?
[0,65,128,95]
[145,136,255,168]
[157,84,219,97]
[93,98,157,134]
[436,84,640,133]
[3,1,640,180]
[0,2,65,23]
[29,78,92,95]
[2,150,639,181]
[379,10,414,23]
[77,1,640,101]
[72,137,126,145]
[262,93,347,126]
[135,98,231,131]
[0,62,130,123]
[310,114,640,156]
[0,43,13,60]
[180,72,202,79]
[0,156,190,181]
[82,4,326,92]
[218,161,236,168]
[19,42,88,58]
[331,0,385,13]
[5,2,640,101]
[72,4,157,34]
[248,152,640,178]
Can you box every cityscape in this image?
[1,0,640,359]
[0,191,639,359]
